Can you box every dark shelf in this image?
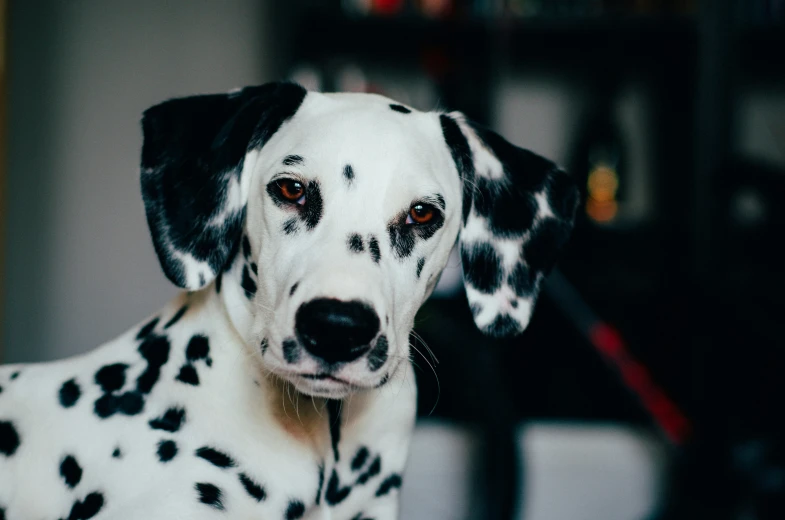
[295,14,697,66]
[294,13,782,81]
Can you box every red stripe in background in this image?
[589,323,691,445]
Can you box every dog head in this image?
[141,82,578,398]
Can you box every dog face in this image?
[141,83,578,398]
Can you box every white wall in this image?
[4,0,274,363]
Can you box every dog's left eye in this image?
[275,179,306,204]
[406,203,437,225]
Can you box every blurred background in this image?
[1,0,784,519]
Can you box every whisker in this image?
[409,336,440,416]
[410,330,439,365]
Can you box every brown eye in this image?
[277,179,305,202]
[408,203,435,225]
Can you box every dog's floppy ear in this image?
[140,82,307,289]
[440,112,579,338]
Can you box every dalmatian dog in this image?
[0,82,577,520]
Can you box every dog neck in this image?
[213,250,259,347]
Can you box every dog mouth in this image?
[288,371,365,397]
[298,372,350,384]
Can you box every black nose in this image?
[295,298,380,364]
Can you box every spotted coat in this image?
[0,82,576,519]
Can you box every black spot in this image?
[508,262,535,297]
[0,421,20,456]
[60,455,83,489]
[164,305,188,329]
[325,470,351,505]
[511,299,519,308]
[368,236,381,264]
[63,491,104,520]
[118,391,144,414]
[283,154,304,166]
[375,373,390,388]
[289,282,299,296]
[149,407,185,432]
[351,514,374,520]
[351,447,369,471]
[522,218,572,275]
[327,399,342,462]
[435,194,446,210]
[472,177,538,237]
[215,273,223,293]
[485,314,522,338]
[375,474,403,497]
[286,500,305,520]
[242,265,257,299]
[343,164,355,184]
[357,455,381,485]
[242,235,252,259]
[93,390,144,419]
[94,363,128,393]
[416,257,425,279]
[157,439,178,462]
[59,379,81,408]
[282,339,300,364]
[186,335,210,362]
[239,472,266,502]
[461,242,502,293]
[470,303,483,319]
[250,262,258,275]
[195,446,236,469]
[260,338,269,355]
[136,334,171,394]
[199,273,206,286]
[389,104,411,114]
[315,464,325,505]
[388,210,444,259]
[176,364,199,387]
[348,233,364,253]
[10,371,19,380]
[367,336,388,372]
[195,482,225,511]
[112,447,122,459]
[387,219,415,259]
[92,395,113,418]
[283,218,299,235]
[440,114,475,224]
[303,181,323,230]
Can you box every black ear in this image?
[440,112,579,338]
[140,82,307,289]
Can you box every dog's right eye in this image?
[274,179,305,204]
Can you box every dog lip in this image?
[299,372,347,383]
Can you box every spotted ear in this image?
[140,82,307,289]
[440,112,579,338]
